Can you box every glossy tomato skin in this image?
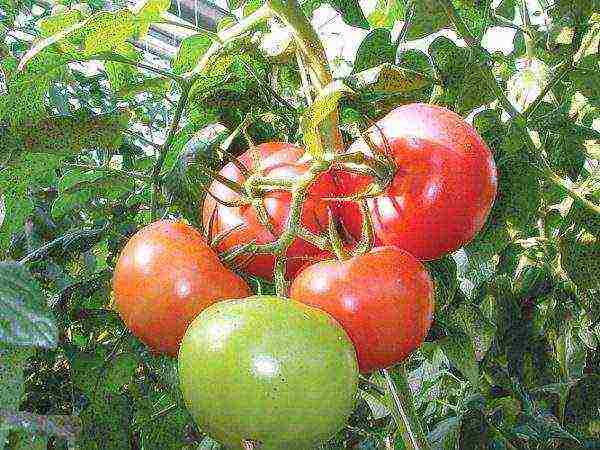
[202,142,338,280]
[178,295,359,450]
[336,103,497,260]
[112,220,251,356]
[290,246,434,373]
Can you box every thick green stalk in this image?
[519,0,535,59]
[523,58,573,119]
[93,52,186,85]
[382,367,430,450]
[150,81,191,220]
[267,0,343,154]
[189,4,273,75]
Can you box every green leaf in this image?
[51,168,134,219]
[0,345,32,447]
[228,0,244,11]
[172,33,214,75]
[473,108,505,152]
[429,416,461,450]
[564,375,600,434]
[346,62,432,94]
[1,48,69,129]
[303,0,368,28]
[367,0,402,29]
[403,0,449,40]
[454,0,493,41]
[353,28,396,74]
[79,394,132,450]
[0,412,80,443]
[197,436,223,449]
[560,230,600,292]
[162,124,227,223]
[426,256,458,310]
[0,110,129,158]
[69,350,135,449]
[568,54,600,103]
[429,36,495,115]
[459,409,491,449]
[18,9,140,72]
[518,410,582,444]
[0,154,61,252]
[38,7,87,36]
[9,432,48,450]
[328,0,369,29]
[0,262,57,349]
[243,0,263,16]
[495,0,515,20]
[76,10,140,55]
[300,81,354,157]
[550,0,597,22]
[439,333,480,387]
[105,43,141,94]
[134,0,170,21]
[454,248,497,299]
[451,303,496,361]
[397,48,435,77]
[106,353,139,393]
[163,109,222,175]
[474,116,542,238]
[369,0,490,41]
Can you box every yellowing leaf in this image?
[300,81,354,158]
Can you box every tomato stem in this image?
[195,165,247,196]
[150,81,191,221]
[382,367,430,450]
[518,0,535,60]
[334,152,396,189]
[188,4,273,76]
[267,0,343,153]
[327,208,350,260]
[273,254,288,296]
[351,199,375,257]
[296,227,331,250]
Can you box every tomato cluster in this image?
[111,104,496,449]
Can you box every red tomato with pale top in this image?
[112,220,251,356]
[289,246,434,373]
[202,142,338,280]
[336,103,497,260]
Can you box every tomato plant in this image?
[112,220,251,355]
[2,0,599,448]
[202,142,338,280]
[178,295,358,450]
[336,103,498,260]
[290,246,434,373]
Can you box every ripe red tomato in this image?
[336,103,497,260]
[112,220,251,356]
[202,142,338,280]
[289,246,434,373]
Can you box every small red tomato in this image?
[202,142,338,280]
[336,103,497,260]
[112,220,251,356]
[290,246,434,373]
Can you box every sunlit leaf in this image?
[0,262,57,349]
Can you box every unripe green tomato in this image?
[178,295,359,450]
